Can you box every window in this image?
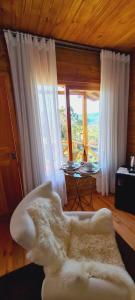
[58,85,99,164]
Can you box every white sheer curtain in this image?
[4,30,67,205]
[97,50,130,195]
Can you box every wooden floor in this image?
[0,192,135,277]
[0,216,28,277]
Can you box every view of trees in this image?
[59,106,68,161]
[58,91,99,163]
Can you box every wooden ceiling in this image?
[1,0,135,51]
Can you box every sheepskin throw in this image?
[27,193,135,300]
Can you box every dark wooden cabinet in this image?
[115,170,135,214]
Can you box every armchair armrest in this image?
[10,209,36,250]
[10,182,53,250]
[64,211,95,220]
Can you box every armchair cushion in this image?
[26,196,135,300]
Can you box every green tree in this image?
[59,107,67,139]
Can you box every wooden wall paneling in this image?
[5,68,22,171]
[0,33,9,72]
[0,170,8,213]
[56,47,100,87]
[127,52,135,156]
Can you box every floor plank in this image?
[0,216,28,277]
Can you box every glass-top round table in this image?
[61,165,99,211]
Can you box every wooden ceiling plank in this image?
[19,0,34,31]
[38,0,80,38]
[63,0,84,22]
[72,0,135,49]
[51,0,77,37]
[0,1,13,29]
[27,0,45,33]
[60,0,92,39]
[32,0,54,34]
[1,0,135,51]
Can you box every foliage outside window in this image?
[58,85,99,164]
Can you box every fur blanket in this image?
[26,192,135,300]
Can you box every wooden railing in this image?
[61,140,98,162]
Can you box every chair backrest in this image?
[10,181,54,250]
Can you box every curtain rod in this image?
[3,28,129,55]
[3,28,100,53]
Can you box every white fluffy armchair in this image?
[10,182,135,300]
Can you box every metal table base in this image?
[64,171,95,211]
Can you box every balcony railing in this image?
[61,140,98,163]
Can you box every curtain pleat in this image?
[4,30,67,205]
[97,50,130,195]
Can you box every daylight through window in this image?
[58,85,99,164]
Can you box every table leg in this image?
[75,177,84,210]
[78,178,94,210]
[68,176,82,211]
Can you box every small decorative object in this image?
[129,155,135,173]
[83,147,87,162]
[79,162,99,175]
[83,162,93,171]
[61,161,81,172]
